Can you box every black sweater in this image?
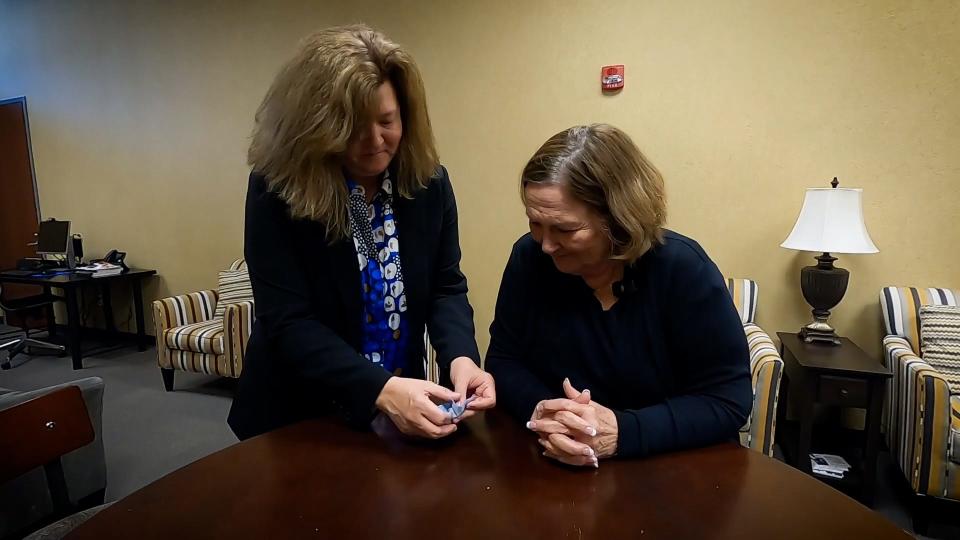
[486,231,752,458]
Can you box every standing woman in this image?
[228,25,495,440]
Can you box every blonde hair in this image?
[521,124,666,262]
[248,24,438,239]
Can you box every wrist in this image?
[450,356,476,368]
[449,356,477,376]
[374,375,398,411]
[597,434,618,459]
[596,408,619,458]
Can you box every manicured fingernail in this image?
[526,421,535,430]
[585,426,597,437]
[583,447,594,457]
[583,389,591,397]
[592,460,599,469]
[564,377,570,385]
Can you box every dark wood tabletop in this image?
[778,332,891,378]
[68,410,910,539]
[0,267,156,286]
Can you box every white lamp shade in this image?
[781,188,879,254]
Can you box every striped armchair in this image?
[726,278,784,456]
[879,286,960,511]
[152,259,254,390]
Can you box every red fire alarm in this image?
[601,65,624,91]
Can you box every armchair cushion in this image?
[919,305,960,392]
[880,287,959,355]
[153,290,218,329]
[213,268,253,320]
[163,320,224,355]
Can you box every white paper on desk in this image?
[810,453,850,471]
[810,454,850,471]
[812,467,845,479]
[77,262,122,272]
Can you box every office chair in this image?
[0,379,109,538]
[0,283,65,369]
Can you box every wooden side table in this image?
[775,332,891,507]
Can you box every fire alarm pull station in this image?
[601,65,624,91]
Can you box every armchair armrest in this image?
[742,323,783,456]
[223,300,255,378]
[884,336,955,496]
[152,290,218,369]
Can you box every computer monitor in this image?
[37,219,71,255]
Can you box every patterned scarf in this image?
[346,170,408,373]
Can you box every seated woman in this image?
[228,25,495,441]
[486,124,751,467]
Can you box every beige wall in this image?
[1,0,958,359]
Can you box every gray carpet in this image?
[1,329,957,539]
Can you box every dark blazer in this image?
[486,231,752,458]
[228,166,481,440]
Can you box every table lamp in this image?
[781,178,878,345]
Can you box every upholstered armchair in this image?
[725,278,784,456]
[152,259,253,390]
[879,286,960,532]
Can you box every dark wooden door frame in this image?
[0,95,41,220]
[1,95,44,314]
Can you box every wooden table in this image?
[69,411,910,539]
[776,332,891,506]
[0,268,156,369]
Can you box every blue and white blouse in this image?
[346,171,408,373]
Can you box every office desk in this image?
[0,269,156,369]
[68,410,910,539]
